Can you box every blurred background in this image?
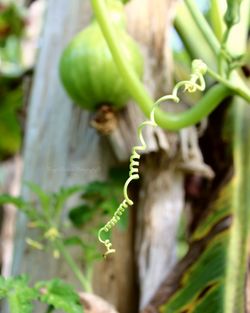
[0,0,250,312]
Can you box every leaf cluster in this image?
[0,167,127,264]
[0,182,86,232]
[0,276,84,313]
[0,87,23,159]
[68,166,127,230]
[0,1,26,78]
[0,2,27,159]
[0,2,26,43]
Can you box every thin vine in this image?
[90,0,250,131]
[98,59,208,257]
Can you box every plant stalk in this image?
[184,0,221,55]
[207,68,250,102]
[174,2,216,68]
[56,240,92,293]
[91,0,250,131]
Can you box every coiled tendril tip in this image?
[192,59,207,75]
[98,59,208,258]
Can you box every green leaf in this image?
[53,185,85,215]
[100,196,120,215]
[0,35,22,66]
[63,236,87,248]
[68,204,95,228]
[36,279,83,313]
[0,88,23,157]
[0,193,47,226]
[0,3,26,40]
[0,194,27,210]
[0,194,33,219]
[24,182,51,213]
[108,165,128,184]
[0,275,38,313]
[143,99,250,313]
[68,177,124,228]
[81,181,112,201]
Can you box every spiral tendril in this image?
[98,59,207,258]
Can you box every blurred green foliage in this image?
[0,276,83,313]
[69,166,128,231]
[0,85,23,158]
[0,1,26,159]
[0,166,128,275]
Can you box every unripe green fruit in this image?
[59,16,143,110]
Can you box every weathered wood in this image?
[12,0,114,295]
[11,1,138,313]
[0,157,22,277]
[107,0,213,309]
[136,155,184,309]
[92,2,176,312]
[120,0,182,309]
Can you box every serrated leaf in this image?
[0,193,48,227]
[36,279,83,313]
[0,275,38,313]
[0,194,27,210]
[24,182,51,213]
[53,185,85,215]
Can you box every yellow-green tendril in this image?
[98,59,207,258]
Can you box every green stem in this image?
[91,0,236,130]
[207,68,250,102]
[56,240,92,293]
[184,0,221,55]
[174,2,216,68]
[154,84,232,130]
[222,28,231,48]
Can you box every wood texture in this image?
[110,1,212,309]
[124,0,183,309]
[12,0,114,295]
[0,157,22,277]
[11,1,137,313]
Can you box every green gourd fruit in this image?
[59,1,143,111]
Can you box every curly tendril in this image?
[98,59,207,258]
